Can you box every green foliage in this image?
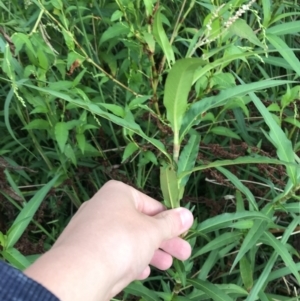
[1,0,300,300]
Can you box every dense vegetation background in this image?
[1,0,300,300]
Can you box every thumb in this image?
[154,208,194,241]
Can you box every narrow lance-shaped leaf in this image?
[187,279,235,301]
[245,217,300,301]
[163,58,204,161]
[248,91,298,184]
[20,84,171,162]
[1,248,31,270]
[55,122,69,152]
[125,281,160,301]
[261,232,300,284]
[180,79,293,140]
[192,231,243,259]
[179,155,299,180]
[6,174,60,249]
[266,21,300,35]
[267,34,300,77]
[240,256,253,292]
[153,8,175,67]
[160,164,180,209]
[216,166,257,211]
[197,211,270,234]
[164,58,204,134]
[178,133,201,187]
[229,19,264,48]
[230,213,272,272]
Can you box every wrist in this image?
[24,245,112,301]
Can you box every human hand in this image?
[24,180,194,301]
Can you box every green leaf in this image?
[281,203,300,213]
[128,95,152,109]
[181,80,293,140]
[266,21,300,36]
[245,217,300,301]
[163,58,204,152]
[192,231,243,258]
[178,133,201,187]
[11,33,36,56]
[5,88,33,155]
[210,126,241,140]
[1,248,31,270]
[55,122,69,152]
[21,84,171,161]
[187,279,234,301]
[143,32,155,53]
[143,0,153,16]
[122,142,139,163]
[248,91,298,184]
[111,10,123,21]
[6,174,60,249]
[125,281,160,301]
[24,119,49,130]
[64,143,77,165]
[62,30,75,51]
[67,51,85,70]
[216,167,257,211]
[76,133,86,154]
[231,220,270,271]
[72,68,87,87]
[197,212,270,234]
[153,8,175,67]
[230,220,254,230]
[211,72,236,89]
[37,48,49,70]
[180,155,299,180]
[50,0,63,9]
[229,19,264,47]
[240,256,253,291]
[189,284,248,300]
[0,232,7,248]
[262,0,271,26]
[173,259,187,286]
[160,164,180,209]
[261,232,300,284]
[143,150,158,165]
[267,34,300,77]
[99,23,130,46]
[99,103,125,117]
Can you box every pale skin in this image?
[24,180,194,301]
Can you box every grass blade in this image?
[248,91,298,184]
[261,232,300,283]
[266,21,300,36]
[160,164,180,208]
[192,231,243,259]
[231,220,270,271]
[163,58,204,161]
[21,83,172,162]
[216,166,257,211]
[267,34,300,77]
[197,211,270,234]
[6,174,60,249]
[180,155,300,180]
[187,279,235,301]
[181,80,293,139]
[178,133,201,187]
[153,8,175,67]
[125,281,160,301]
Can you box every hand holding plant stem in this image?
[24,181,193,301]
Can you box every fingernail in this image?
[178,208,193,228]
